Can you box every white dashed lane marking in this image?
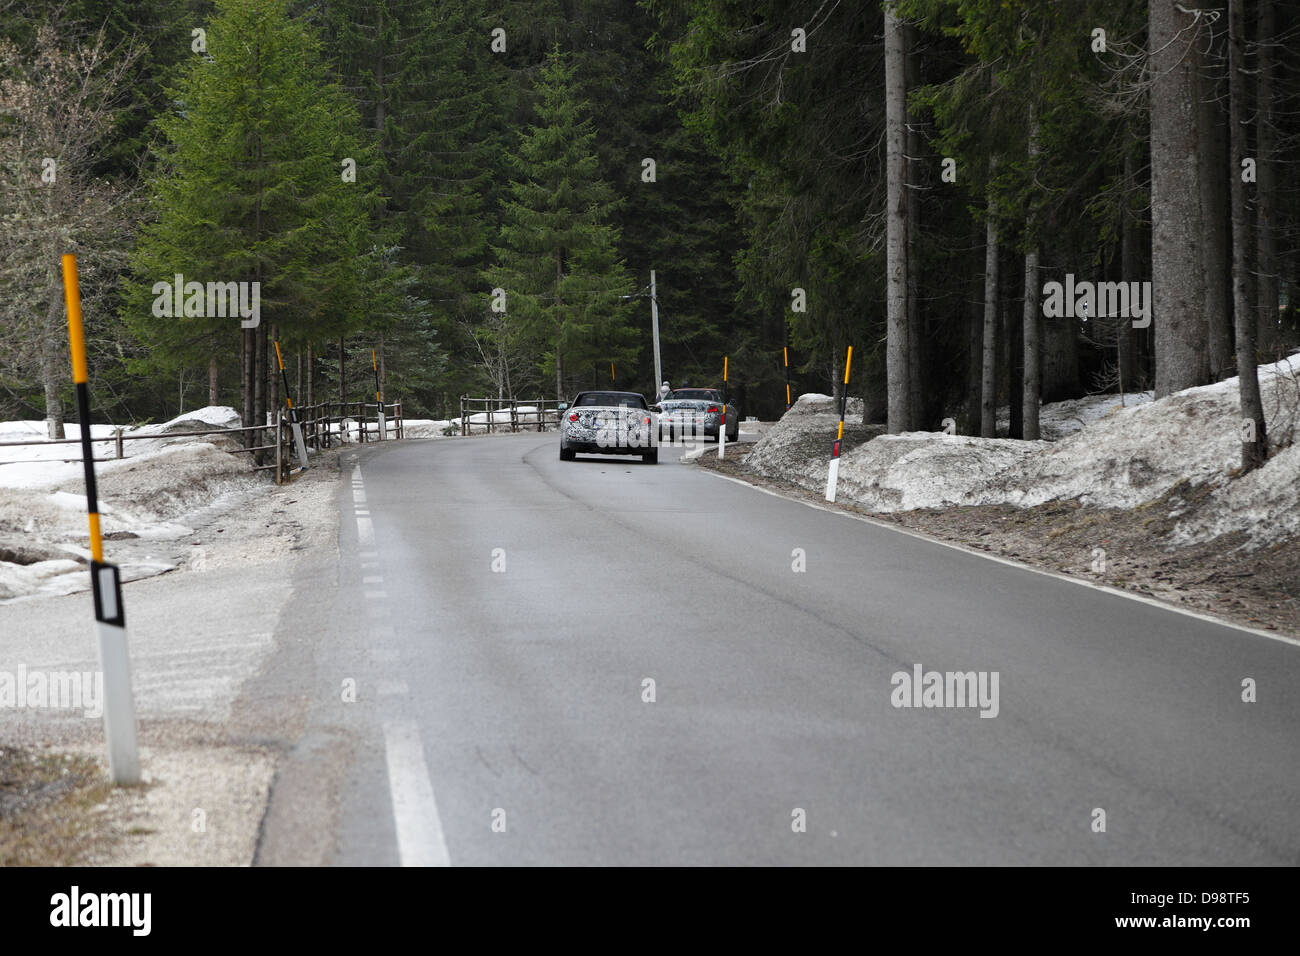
[383,720,451,867]
[353,463,451,866]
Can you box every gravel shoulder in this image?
[0,449,344,865]
[694,443,1300,638]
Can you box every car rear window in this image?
[669,389,719,401]
[574,392,647,409]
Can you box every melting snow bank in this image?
[0,406,260,600]
[996,390,1155,440]
[742,354,1300,550]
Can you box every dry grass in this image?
[0,746,118,866]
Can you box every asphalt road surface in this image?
[253,432,1300,865]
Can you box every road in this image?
[251,432,1300,865]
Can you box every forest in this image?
[2,0,1297,470]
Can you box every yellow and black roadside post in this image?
[719,355,729,460]
[783,344,792,412]
[62,254,140,785]
[825,345,853,502]
[274,340,309,471]
[373,348,386,440]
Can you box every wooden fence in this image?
[458,397,565,435]
[0,399,404,485]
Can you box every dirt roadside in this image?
[0,450,345,866]
[693,443,1300,638]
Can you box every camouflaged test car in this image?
[654,387,739,443]
[559,390,659,464]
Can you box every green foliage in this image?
[484,48,636,400]
[122,0,385,381]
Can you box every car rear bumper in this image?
[561,438,657,454]
[660,419,720,438]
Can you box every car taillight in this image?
[643,416,651,424]
[568,412,578,421]
[707,405,719,413]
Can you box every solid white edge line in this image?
[697,467,1300,650]
[383,720,451,867]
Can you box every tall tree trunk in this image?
[884,2,912,434]
[1149,1,1210,396]
[1022,105,1041,440]
[555,248,565,402]
[41,285,66,440]
[295,349,302,407]
[1256,0,1278,356]
[269,325,279,417]
[1229,0,1266,470]
[981,171,999,438]
[967,285,982,435]
[1008,299,1023,440]
[241,327,253,443]
[1198,15,1232,380]
[1041,303,1080,401]
[555,344,563,402]
[208,355,219,407]
[338,335,346,407]
[254,322,267,462]
[1117,152,1138,395]
[1022,245,1040,439]
[904,20,923,430]
[306,343,314,408]
[253,94,263,453]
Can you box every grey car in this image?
[655,388,739,443]
[559,390,658,464]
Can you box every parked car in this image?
[655,387,738,443]
[559,390,658,463]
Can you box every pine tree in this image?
[485,48,635,401]
[312,0,486,416]
[122,0,384,432]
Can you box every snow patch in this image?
[0,406,258,601]
[742,354,1300,548]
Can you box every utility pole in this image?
[650,270,662,393]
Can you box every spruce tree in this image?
[122,0,383,429]
[486,48,635,400]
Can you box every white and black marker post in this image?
[825,345,853,502]
[274,340,309,468]
[63,254,140,785]
[372,348,386,440]
[718,355,728,460]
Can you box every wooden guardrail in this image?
[458,397,564,435]
[0,399,404,484]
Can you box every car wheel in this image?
[560,446,575,461]
[642,448,658,464]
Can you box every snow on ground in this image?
[996,390,1155,440]
[0,406,260,601]
[743,353,1300,549]
[742,393,870,483]
[402,407,559,438]
[400,420,456,438]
